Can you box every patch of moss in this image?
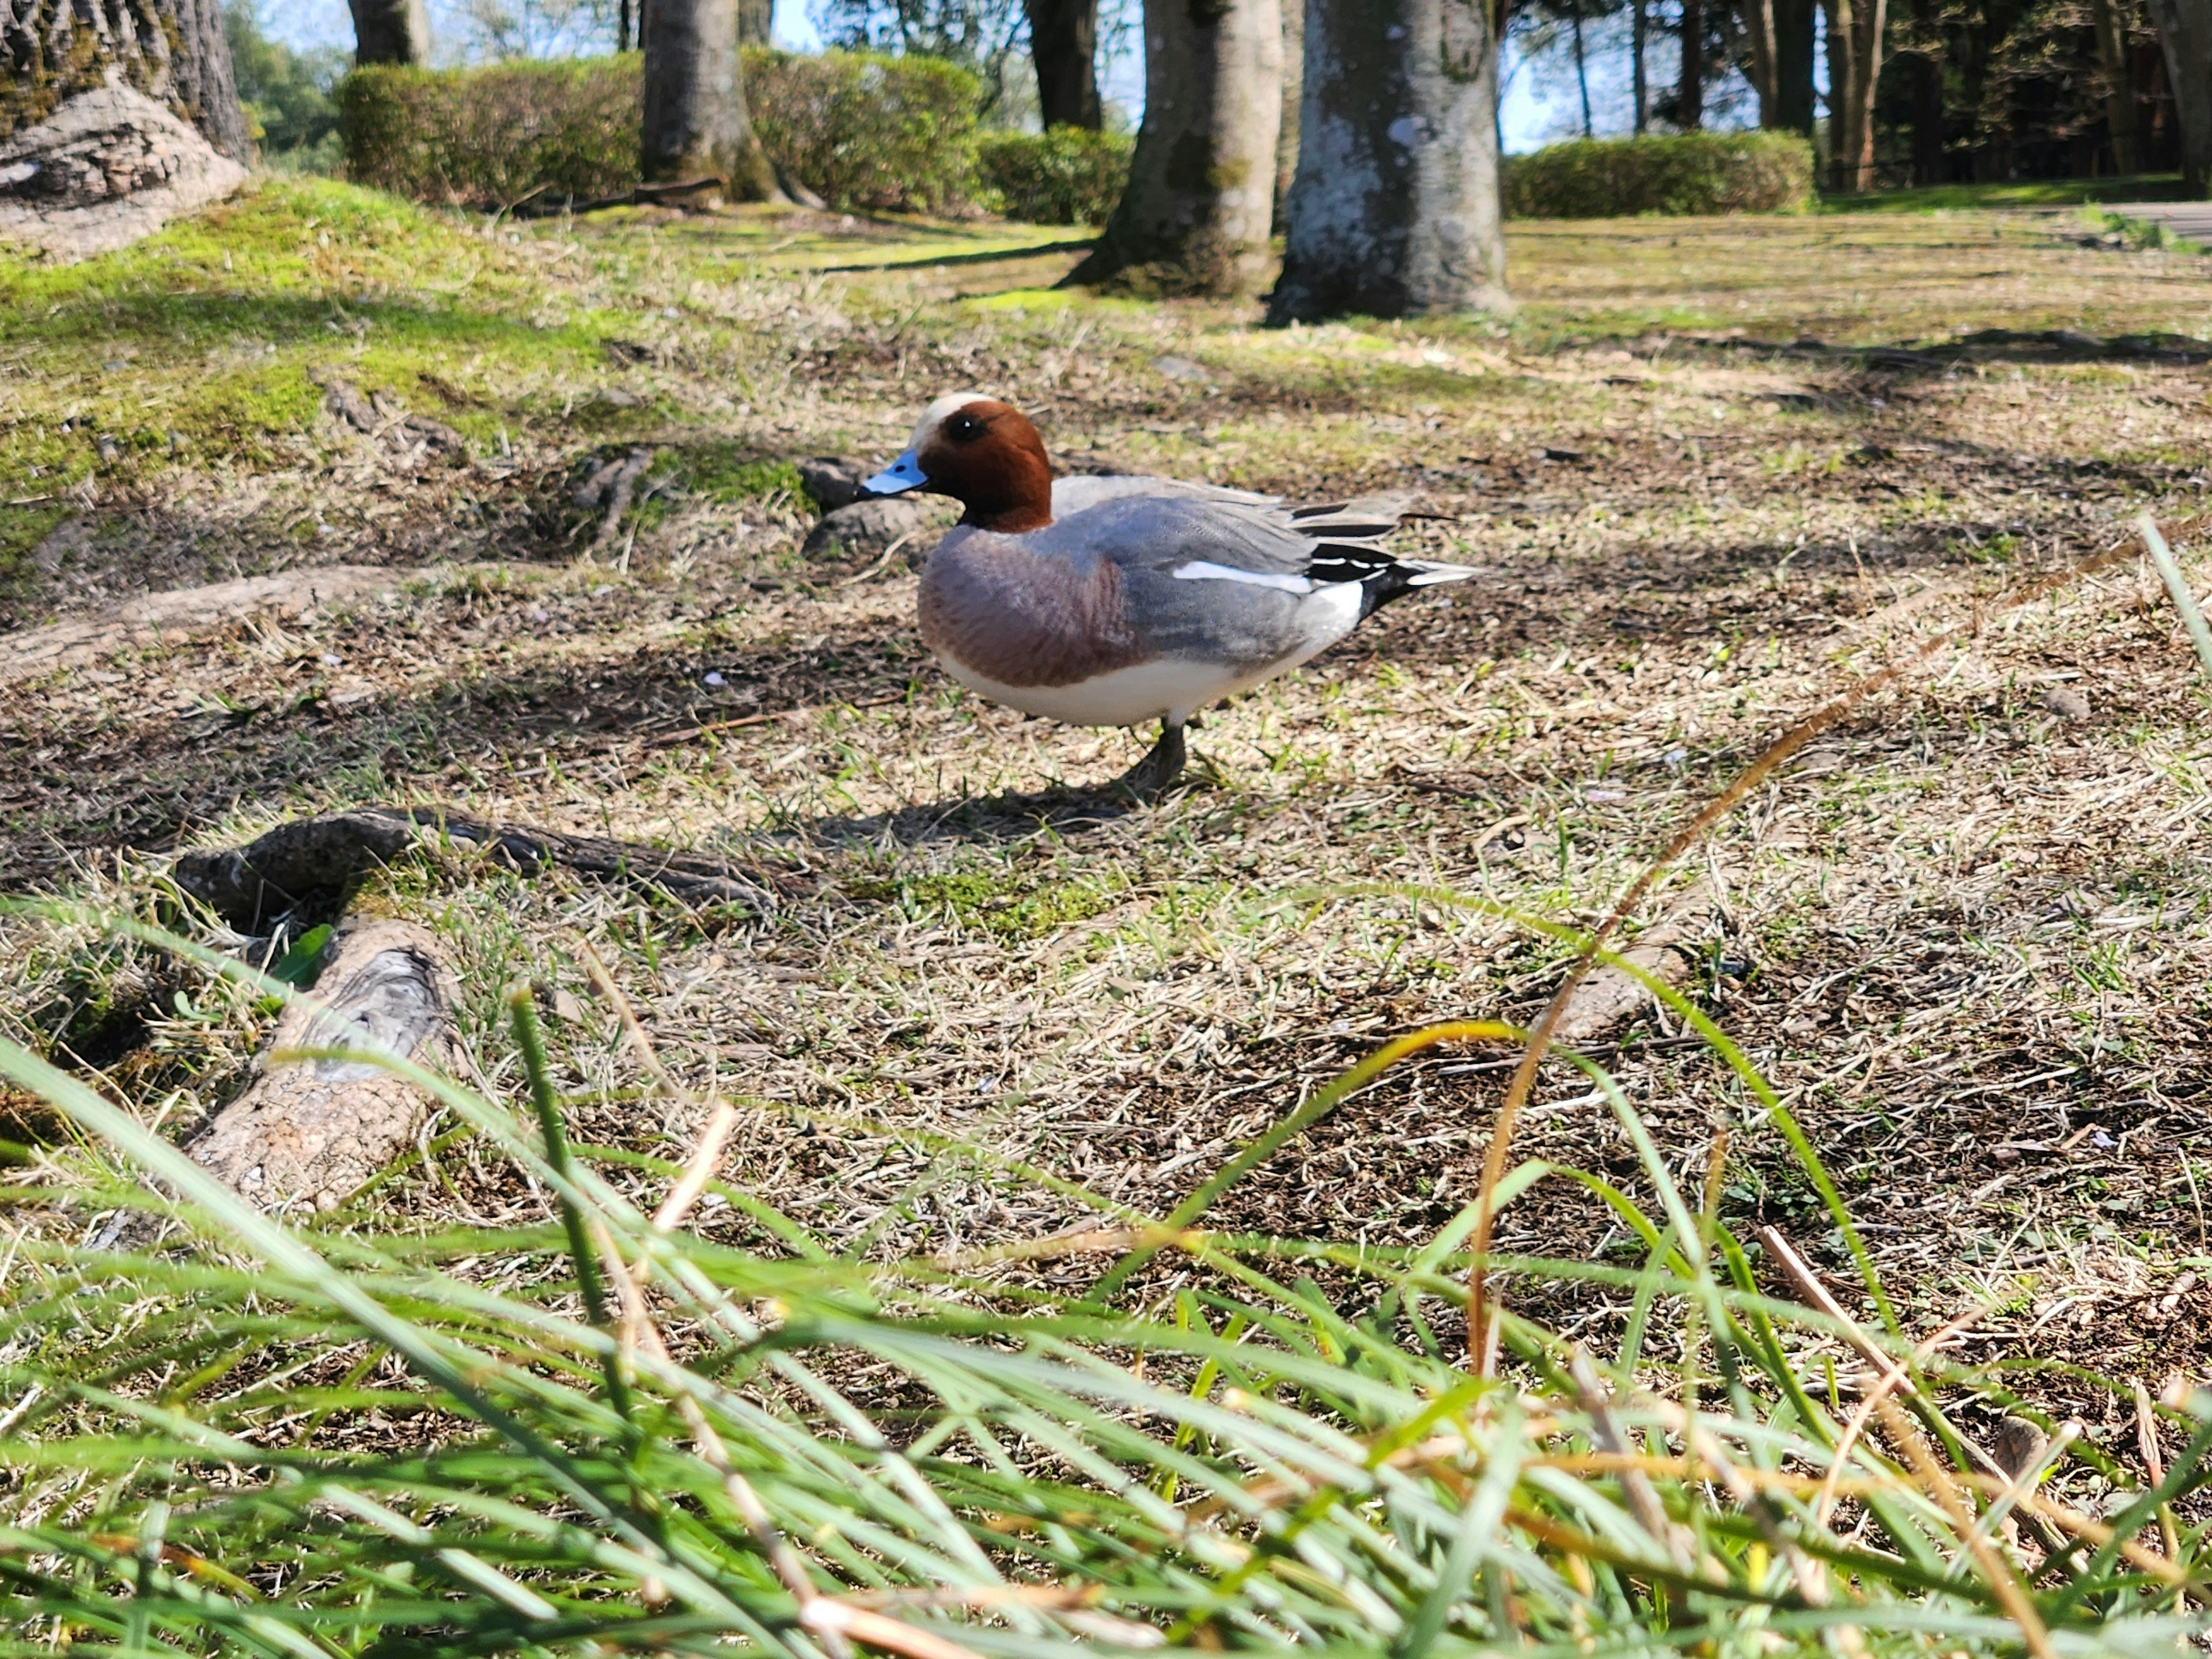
[0,502,70,585]
[849,870,1113,940]
[675,443,808,505]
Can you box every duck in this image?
[864,392,1482,793]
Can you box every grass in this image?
[4,176,2212,1652]
[1820,175,2195,213]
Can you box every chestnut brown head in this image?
[863,394,1054,533]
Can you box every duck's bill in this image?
[863,450,928,495]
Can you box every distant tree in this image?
[2090,0,2143,171]
[1823,0,1884,189]
[2149,0,2212,188]
[1771,0,1815,131]
[1025,0,1101,127]
[1,0,248,154]
[1065,0,1282,296]
[738,0,772,41]
[641,0,782,197]
[817,0,1031,120]
[1678,0,1703,125]
[1267,0,1506,323]
[1632,0,1649,130]
[224,3,346,151]
[350,0,433,63]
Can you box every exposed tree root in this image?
[172,805,779,930]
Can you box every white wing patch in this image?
[1170,560,1313,594]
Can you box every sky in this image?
[257,0,1765,154]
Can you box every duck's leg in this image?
[1109,720,1186,798]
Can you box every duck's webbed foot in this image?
[1107,721,1187,800]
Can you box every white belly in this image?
[937,654,1275,728]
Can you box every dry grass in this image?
[6,185,2212,1512]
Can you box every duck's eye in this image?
[946,412,985,442]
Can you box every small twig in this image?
[2137,512,2212,680]
[836,528,922,586]
[1875,1396,2059,1659]
[2134,1379,2184,1566]
[1759,1226,2072,1562]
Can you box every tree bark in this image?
[640,0,781,199]
[1772,0,1816,132]
[347,0,432,65]
[2093,0,2141,172]
[1678,0,1704,128]
[737,0,772,46]
[1909,46,1944,182]
[1063,0,1282,297]
[1025,0,1102,128]
[1,0,247,157]
[2150,0,2212,189]
[1266,0,1506,323]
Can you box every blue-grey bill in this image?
[863,451,927,495]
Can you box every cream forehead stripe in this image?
[909,391,994,451]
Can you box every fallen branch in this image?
[172,805,777,930]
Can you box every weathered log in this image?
[184,918,457,1213]
[172,806,775,929]
[1,564,422,687]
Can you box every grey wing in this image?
[1051,472,1278,518]
[1032,497,1372,666]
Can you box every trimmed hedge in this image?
[1505,131,1814,218]
[340,57,640,209]
[340,50,983,215]
[744,48,981,214]
[975,126,1132,225]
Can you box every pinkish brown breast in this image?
[919,533,1150,689]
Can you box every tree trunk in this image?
[347,0,431,65]
[1572,2,1592,134]
[1744,0,1779,124]
[1821,0,1849,186]
[640,0,781,200]
[1679,0,1704,128]
[737,0,772,44]
[2093,0,2141,172]
[1025,0,1101,127]
[1266,0,1507,323]
[1633,0,1649,131]
[1773,0,1816,132]
[1,0,247,156]
[1841,0,1885,190]
[1277,0,1302,219]
[1909,47,1944,181]
[1063,0,1282,297]
[2150,0,2212,189]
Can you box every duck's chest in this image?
[918,536,1150,690]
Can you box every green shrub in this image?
[743,47,982,214]
[339,56,641,210]
[1505,130,1815,218]
[974,125,1132,225]
[338,50,986,215]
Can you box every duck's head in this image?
[864,393,1054,533]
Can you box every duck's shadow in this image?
[801,767,1225,850]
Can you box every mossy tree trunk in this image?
[1062,0,1282,297]
[347,0,430,65]
[1,0,247,155]
[1266,0,1505,324]
[1024,0,1101,129]
[639,0,780,199]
